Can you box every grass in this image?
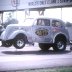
[15,66,72,72]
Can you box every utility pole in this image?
[61,8,62,19]
[11,0,20,19]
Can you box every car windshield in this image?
[24,18,34,26]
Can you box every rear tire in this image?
[13,37,25,49]
[53,38,66,51]
[39,43,50,51]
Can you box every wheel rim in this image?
[17,39,25,47]
[57,41,64,50]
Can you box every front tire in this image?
[39,43,50,51]
[13,37,25,49]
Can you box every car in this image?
[0,25,5,40]
[1,17,70,51]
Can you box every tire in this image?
[13,37,25,49]
[39,43,50,51]
[53,38,66,51]
[2,41,12,47]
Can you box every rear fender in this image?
[53,32,69,44]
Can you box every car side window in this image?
[44,19,50,26]
[52,20,61,27]
[37,19,50,26]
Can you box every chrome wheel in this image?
[53,39,66,51]
[57,41,64,50]
[13,37,25,49]
[17,39,25,48]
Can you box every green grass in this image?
[16,66,72,72]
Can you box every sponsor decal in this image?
[35,28,48,36]
[28,0,72,8]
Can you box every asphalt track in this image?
[0,44,72,71]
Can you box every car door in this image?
[31,18,52,43]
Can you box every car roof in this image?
[26,17,64,23]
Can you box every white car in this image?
[1,17,70,51]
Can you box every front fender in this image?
[1,31,6,40]
[8,30,28,40]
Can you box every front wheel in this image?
[13,37,25,49]
[53,39,66,51]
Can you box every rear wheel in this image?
[13,37,25,49]
[53,38,66,51]
[39,43,50,51]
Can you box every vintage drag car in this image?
[1,17,70,51]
